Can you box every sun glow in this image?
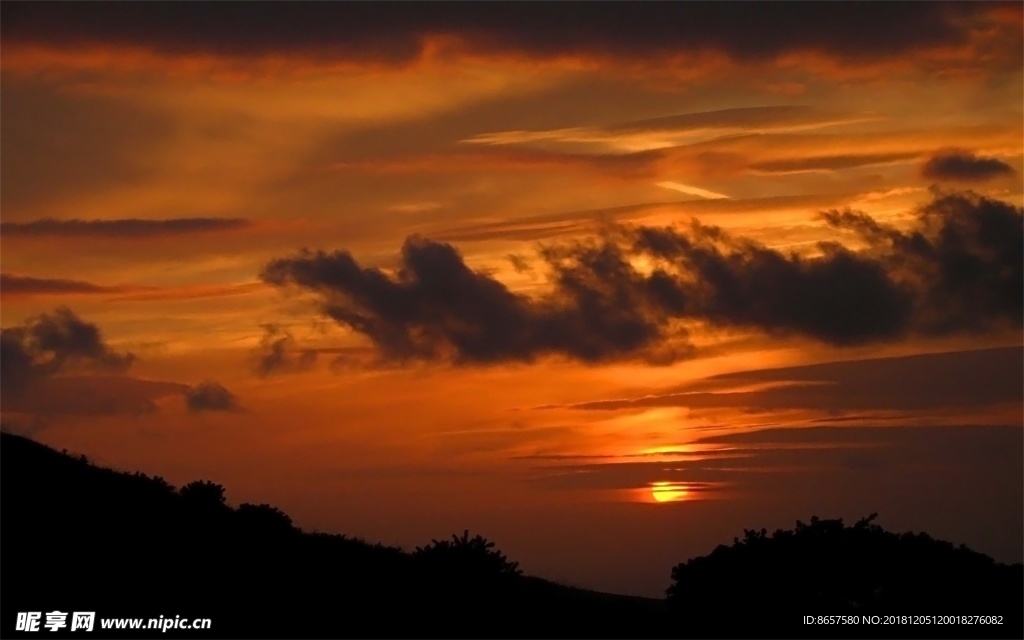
[649,481,691,503]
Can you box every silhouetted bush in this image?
[235,503,295,535]
[413,529,522,581]
[666,514,1023,637]
[180,480,228,508]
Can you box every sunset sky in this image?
[2,1,1022,597]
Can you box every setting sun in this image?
[650,481,691,503]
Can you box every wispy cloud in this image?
[1,217,252,239]
[748,152,920,175]
[464,106,878,153]
[548,346,1023,415]
[655,181,730,200]
[0,274,265,302]
[0,273,113,296]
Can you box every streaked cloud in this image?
[1,217,252,238]
[552,346,1023,414]
[0,273,113,296]
[0,274,265,303]
[605,106,858,134]
[527,425,1023,490]
[424,193,884,244]
[526,424,1023,532]
[748,152,920,175]
[464,105,878,153]
[655,182,730,200]
[105,282,266,303]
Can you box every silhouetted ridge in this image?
[0,433,665,639]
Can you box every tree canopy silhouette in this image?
[235,503,296,536]
[414,529,523,580]
[666,514,1023,637]
[1,432,672,638]
[179,479,228,507]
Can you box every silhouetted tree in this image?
[180,480,228,508]
[414,529,522,579]
[236,503,296,535]
[133,471,175,493]
[3,432,675,638]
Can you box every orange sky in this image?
[1,1,1022,596]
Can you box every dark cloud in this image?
[629,223,914,346]
[261,234,690,365]
[251,324,318,377]
[920,149,1016,183]
[1,307,135,393]
[1,2,1014,66]
[1,217,252,238]
[1,273,111,296]
[0,308,241,419]
[184,380,241,413]
[262,190,1022,365]
[821,190,1023,335]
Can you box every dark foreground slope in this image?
[2,432,1021,639]
[1,432,667,639]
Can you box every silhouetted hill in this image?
[2,432,1020,639]
[0,432,667,638]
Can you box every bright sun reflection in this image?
[650,481,690,503]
